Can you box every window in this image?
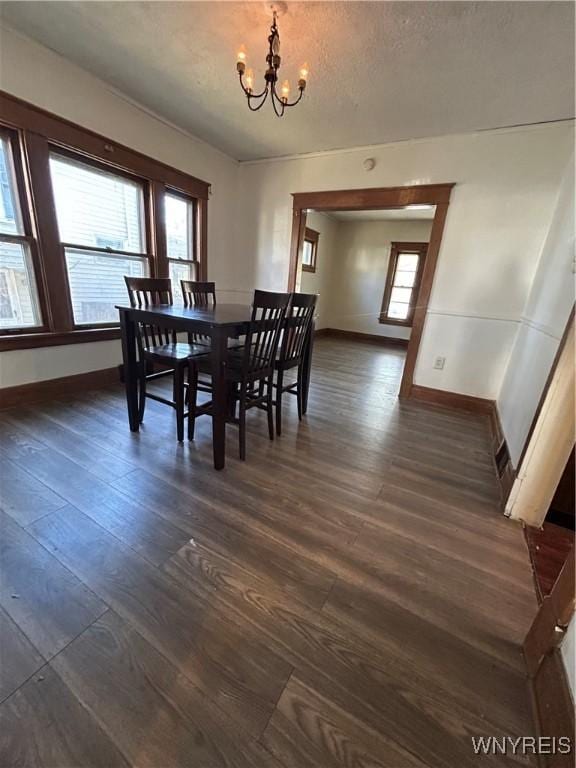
[0,133,42,330]
[380,242,428,326]
[166,192,197,304]
[0,91,210,350]
[50,154,149,325]
[301,227,319,273]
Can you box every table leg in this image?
[119,309,139,432]
[211,328,228,470]
[301,319,315,414]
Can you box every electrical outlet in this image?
[433,356,445,370]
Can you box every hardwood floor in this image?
[0,338,538,767]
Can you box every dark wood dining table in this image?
[116,303,314,469]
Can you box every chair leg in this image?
[296,366,303,421]
[239,386,247,461]
[188,362,198,441]
[275,369,283,436]
[267,377,275,441]
[227,381,237,420]
[174,364,185,442]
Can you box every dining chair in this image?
[274,292,317,436]
[181,280,215,351]
[189,290,290,459]
[124,276,208,441]
[181,278,244,352]
[181,280,216,309]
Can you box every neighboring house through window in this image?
[49,154,149,326]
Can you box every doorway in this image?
[294,209,435,396]
[288,184,453,398]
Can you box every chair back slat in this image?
[181,280,216,308]
[181,281,216,344]
[242,290,290,376]
[124,276,175,348]
[280,293,318,366]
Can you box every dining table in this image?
[116,303,314,469]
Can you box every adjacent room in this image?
[0,2,574,767]
[296,204,436,397]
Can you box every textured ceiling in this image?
[1,1,574,161]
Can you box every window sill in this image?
[378,316,413,328]
[0,327,121,352]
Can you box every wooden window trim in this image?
[379,242,428,327]
[0,92,210,199]
[0,327,121,352]
[302,227,319,273]
[0,128,50,335]
[0,90,210,350]
[50,150,153,331]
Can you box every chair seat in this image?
[224,349,272,381]
[194,338,245,350]
[274,356,299,371]
[144,342,210,363]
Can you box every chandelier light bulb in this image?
[299,63,309,81]
[281,79,290,101]
[245,68,254,92]
[237,44,247,74]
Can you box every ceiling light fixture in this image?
[236,7,308,117]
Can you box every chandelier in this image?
[236,9,308,117]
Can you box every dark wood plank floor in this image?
[0,338,538,767]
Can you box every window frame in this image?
[49,149,152,329]
[379,241,428,327]
[165,188,199,290]
[0,90,210,351]
[0,127,48,336]
[301,227,319,274]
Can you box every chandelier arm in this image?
[270,85,286,117]
[246,89,270,112]
[238,72,268,100]
[281,88,305,108]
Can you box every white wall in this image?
[297,211,338,330]
[498,160,575,466]
[561,614,575,702]
[325,219,432,340]
[237,123,573,398]
[1,25,573,403]
[0,25,240,388]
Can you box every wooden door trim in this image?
[524,548,575,676]
[524,548,575,764]
[518,305,576,469]
[288,184,454,398]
